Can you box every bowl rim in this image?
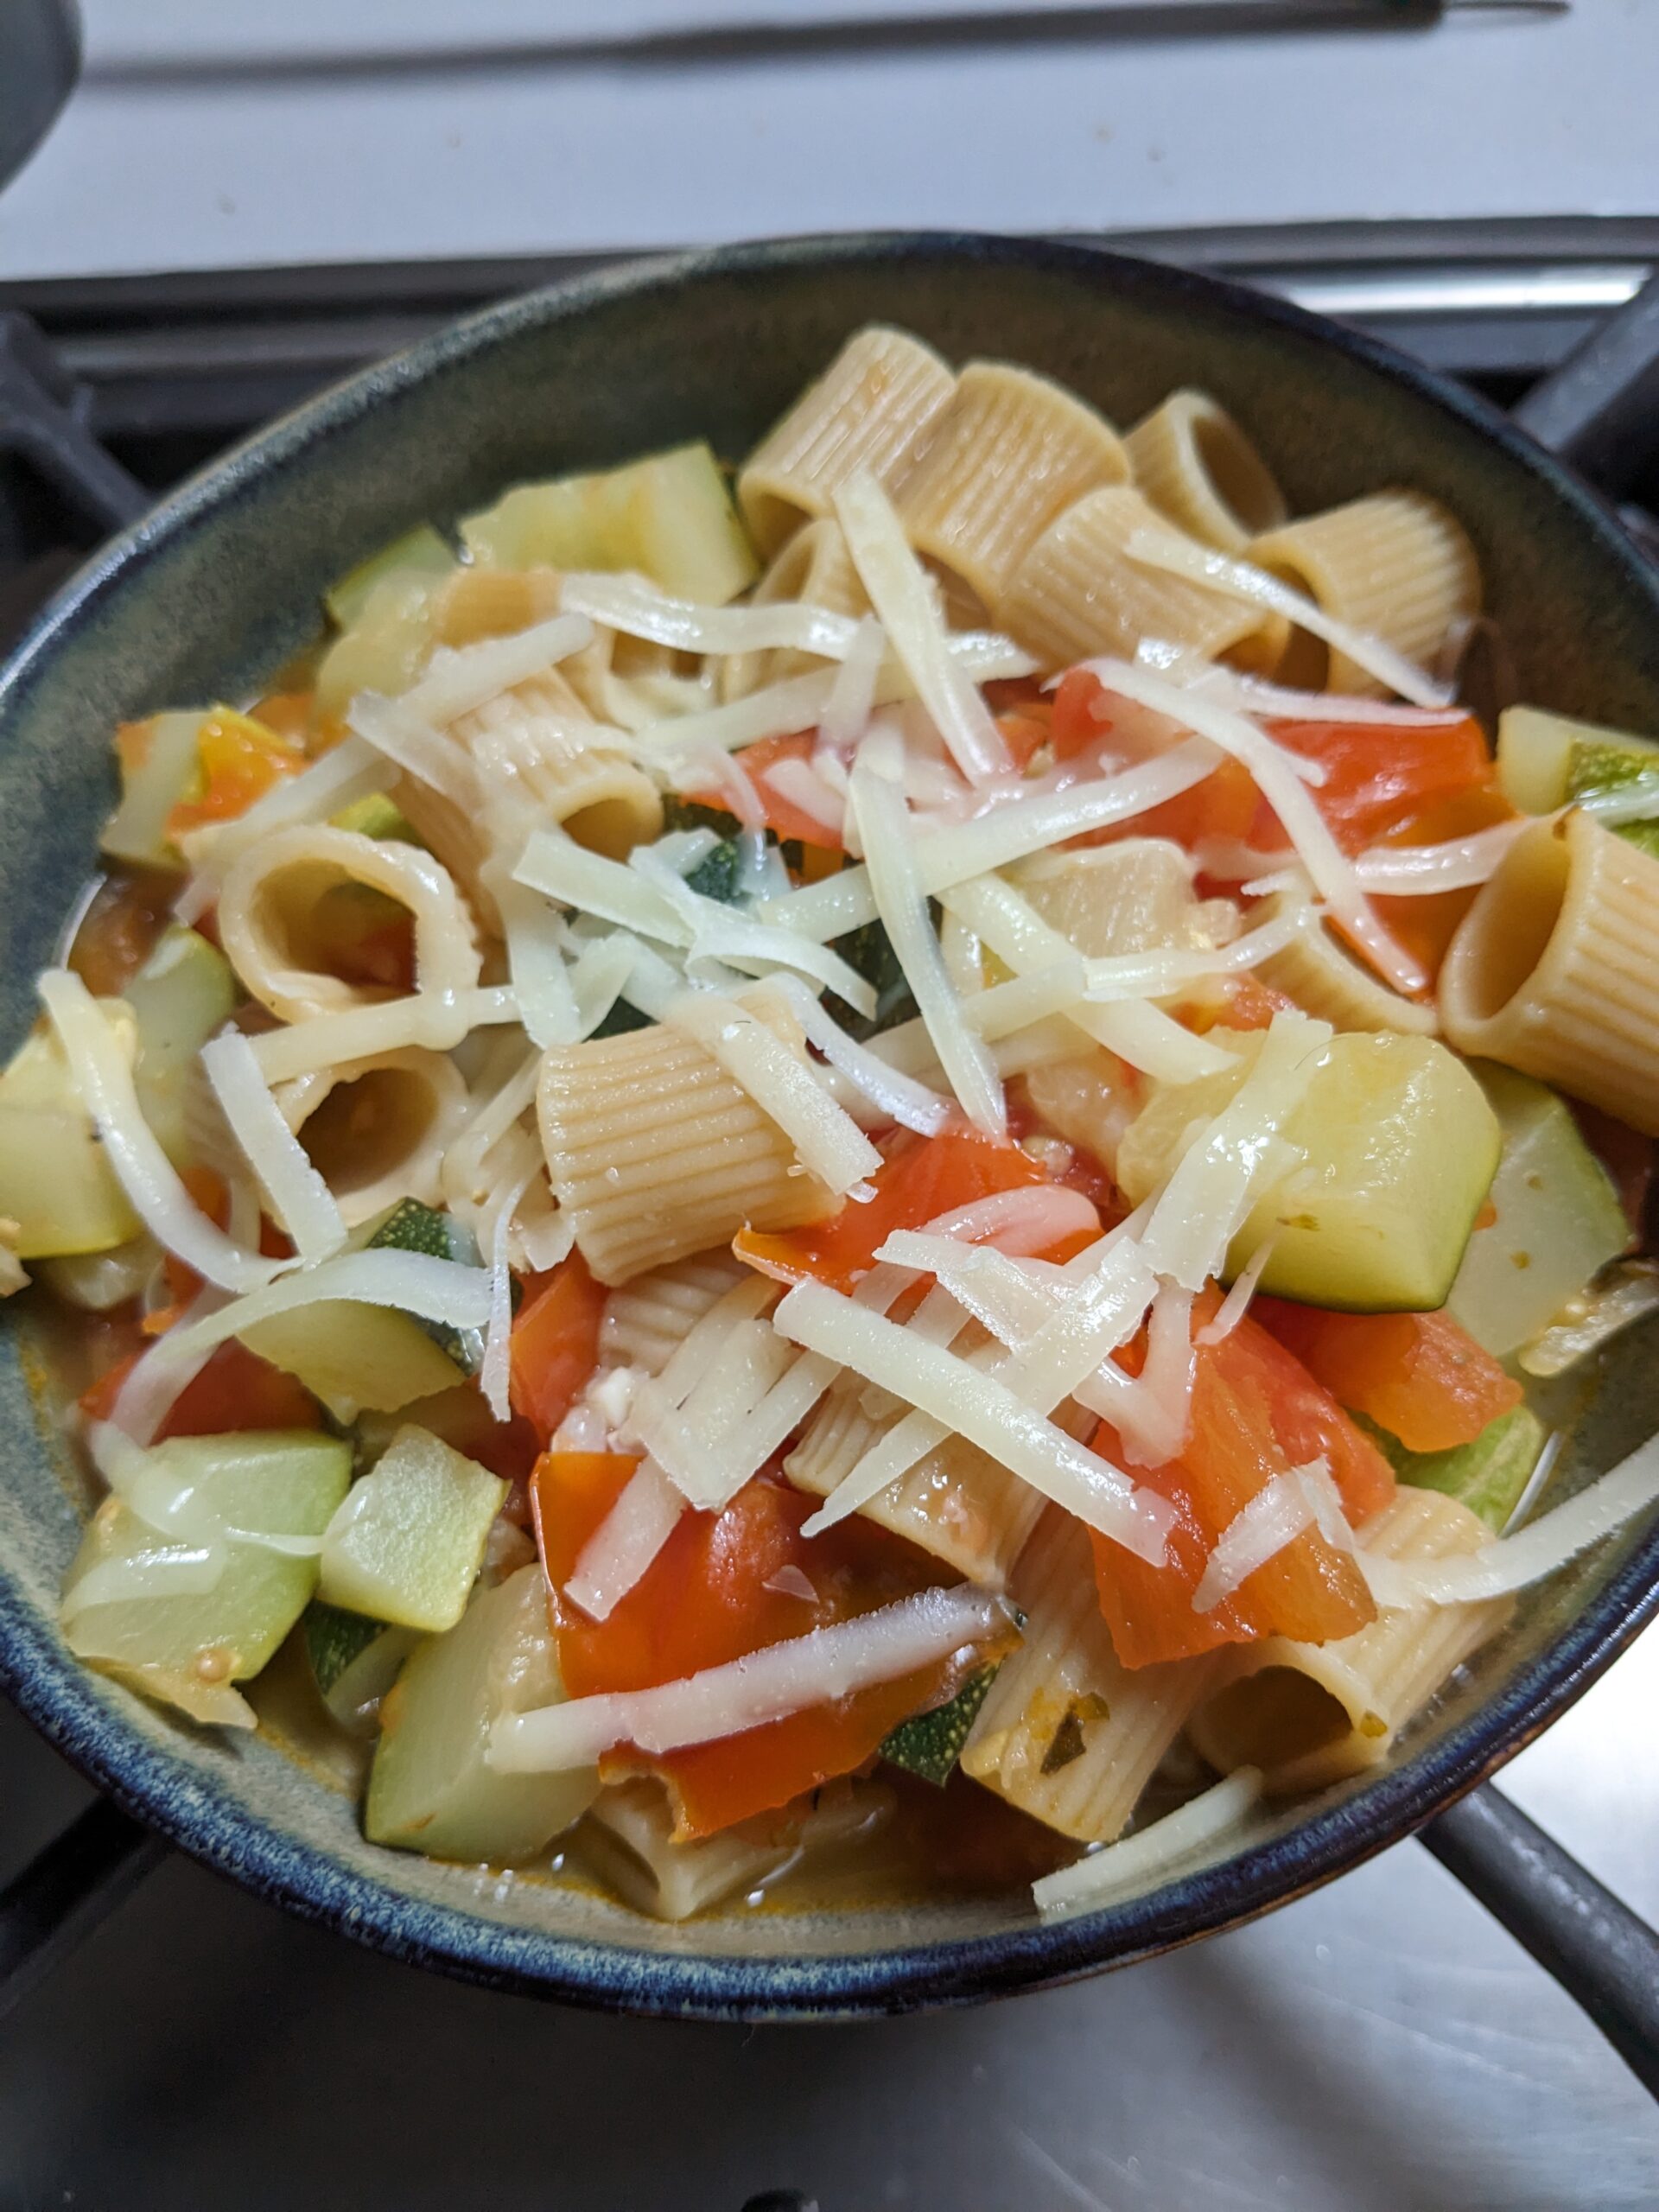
[3,228,1659,2023]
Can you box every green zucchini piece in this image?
[327,791,423,844]
[1117,1030,1502,1312]
[101,709,206,868]
[1497,704,1659,855]
[1362,1404,1547,1534]
[364,1198,485,1372]
[365,1564,599,1863]
[315,575,440,720]
[303,1600,420,1732]
[1446,1065,1630,1357]
[881,1664,1001,1787]
[0,1010,143,1257]
[830,916,918,1040]
[60,1432,351,1705]
[320,1424,505,1631]
[460,442,760,605]
[324,523,455,631]
[238,1303,467,1424]
[124,925,238,1166]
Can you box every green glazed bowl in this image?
[2,235,1657,2021]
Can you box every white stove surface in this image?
[2,1624,1656,2209]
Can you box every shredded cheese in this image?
[835,473,1010,786]
[768,973,952,1138]
[821,615,887,750]
[40,970,281,1296]
[1085,658,1426,994]
[560,572,861,660]
[776,1275,1172,1563]
[200,1030,348,1267]
[488,1583,1008,1774]
[492,874,582,1048]
[1192,1459,1332,1612]
[348,692,478,805]
[1123,525,1452,709]
[400,613,594,727]
[664,989,881,1198]
[1354,819,1532,894]
[248,985,519,1084]
[159,1247,493,1362]
[1032,1766,1264,1920]
[1196,1236,1276,1345]
[563,1460,689,1623]
[851,728,1005,1134]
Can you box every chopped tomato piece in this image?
[165,708,305,841]
[1256,714,1501,858]
[735,1129,1052,1291]
[80,1338,321,1438]
[1090,1299,1386,1669]
[1255,1299,1522,1454]
[532,1459,996,1837]
[67,869,176,998]
[686,731,845,855]
[1188,976,1298,1033]
[1051,669,1112,762]
[509,1253,607,1447]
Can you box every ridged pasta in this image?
[738,327,955,558]
[433,565,563,649]
[1012,837,1238,958]
[1124,388,1287,554]
[217,822,481,1023]
[1438,809,1659,1134]
[1249,490,1480,694]
[1000,486,1287,674]
[784,1367,1046,1587]
[599,1251,749,1374]
[1253,892,1436,1036]
[1186,1488,1510,1795]
[719,518,872,702]
[896,363,1130,621]
[275,1046,467,1226]
[962,1509,1221,1843]
[537,995,836,1285]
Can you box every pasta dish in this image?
[14,328,1659,1924]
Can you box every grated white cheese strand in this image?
[1033,1766,1264,1920]
[400,613,594,727]
[348,692,479,806]
[563,1460,689,1624]
[109,1284,228,1445]
[758,756,847,843]
[626,842,880,1019]
[480,1171,532,1422]
[159,1247,493,1362]
[759,741,1219,944]
[516,830,690,945]
[1200,670,1474,728]
[1123,525,1452,709]
[1192,1459,1330,1613]
[488,1584,1008,1774]
[1080,906,1307,1003]
[1119,1282,1198,1468]
[1354,819,1532,894]
[200,1030,348,1268]
[1196,1236,1277,1345]
[768,973,952,1138]
[1138,1009,1332,1292]
[1086,658,1426,995]
[914,1184,1102,1258]
[40,971,281,1296]
[835,473,1010,785]
[559,572,862,660]
[664,988,881,1198]
[851,728,1006,1134]
[1360,1428,1659,1609]
[779,1273,1171,1563]
[491,873,582,1049]
[820,615,887,750]
[248,986,519,1084]
[938,873,1236,1085]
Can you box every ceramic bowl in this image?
[3,234,1657,2021]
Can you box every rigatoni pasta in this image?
[25,317,1659,1932]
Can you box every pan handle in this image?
[1421,1784,1659,2096]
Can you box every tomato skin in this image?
[508,1253,607,1447]
[1255,1299,1522,1454]
[736,1128,1053,1292]
[686,731,846,855]
[1090,1300,1385,1669]
[80,1338,322,1438]
[531,1457,977,1838]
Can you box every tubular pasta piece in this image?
[276,1047,468,1228]
[738,326,956,557]
[1438,810,1659,1135]
[217,823,480,1023]
[1249,490,1479,696]
[962,1509,1223,1841]
[1187,1487,1510,1795]
[1252,892,1436,1037]
[895,362,1130,620]
[1124,389,1288,555]
[719,518,873,702]
[598,1252,748,1375]
[1001,486,1286,674]
[537,997,836,1287]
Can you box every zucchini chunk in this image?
[0,1009,143,1258]
[319,1424,506,1633]
[365,1565,599,1863]
[1363,1404,1547,1534]
[325,523,455,632]
[124,925,238,1166]
[303,1600,420,1732]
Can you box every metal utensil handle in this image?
[1421,1785,1659,2094]
[0,1799,166,2025]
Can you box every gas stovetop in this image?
[2,222,1658,2212]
